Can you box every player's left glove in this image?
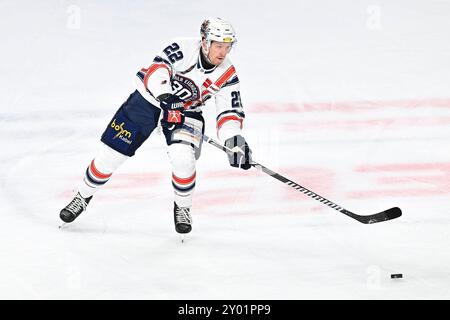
[158,93,185,130]
[224,135,253,170]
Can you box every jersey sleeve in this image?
[135,39,187,101]
[214,65,246,142]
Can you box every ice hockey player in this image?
[59,17,253,234]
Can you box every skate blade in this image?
[58,222,69,229]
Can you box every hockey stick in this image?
[180,124,402,224]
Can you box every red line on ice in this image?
[248,98,450,113]
[355,162,450,173]
[348,162,450,198]
[282,116,450,131]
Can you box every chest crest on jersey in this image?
[172,74,200,102]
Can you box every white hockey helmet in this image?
[200,17,236,53]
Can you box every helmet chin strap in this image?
[201,39,215,65]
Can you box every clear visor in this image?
[204,38,236,53]
[211,41,234,53]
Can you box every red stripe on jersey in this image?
[201,79,213,98]
[215,66,236,88]
[183,99,202,109]
[217,115,243,130]
[184,101,193,108]
[172,172,196,185]
[90,160,112,180]
[143,63,171,89]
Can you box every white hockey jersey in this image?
[134,37,245,142]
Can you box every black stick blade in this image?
[378,206,402,222]
[343,207,402,224]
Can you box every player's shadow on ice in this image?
[57,222,169,238]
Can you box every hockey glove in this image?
[224,135,253,170]
[159,93,185,130]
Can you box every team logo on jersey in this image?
[172,74,200,102]
[111,118,132,144]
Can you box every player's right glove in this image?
[224,135,253,170]
[158,93,185,130]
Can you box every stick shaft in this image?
[181,124,401,224]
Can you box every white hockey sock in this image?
[78,144,128,198]
[172,171,196,207]
[168,143,196,208]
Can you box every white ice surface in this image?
[0,0,449,299]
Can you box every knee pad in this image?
[167,143,196,176]
[94,143,128,173]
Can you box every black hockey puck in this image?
[391,273,403,279]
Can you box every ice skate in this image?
[59,192,92,224]
[174,202,192,234]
